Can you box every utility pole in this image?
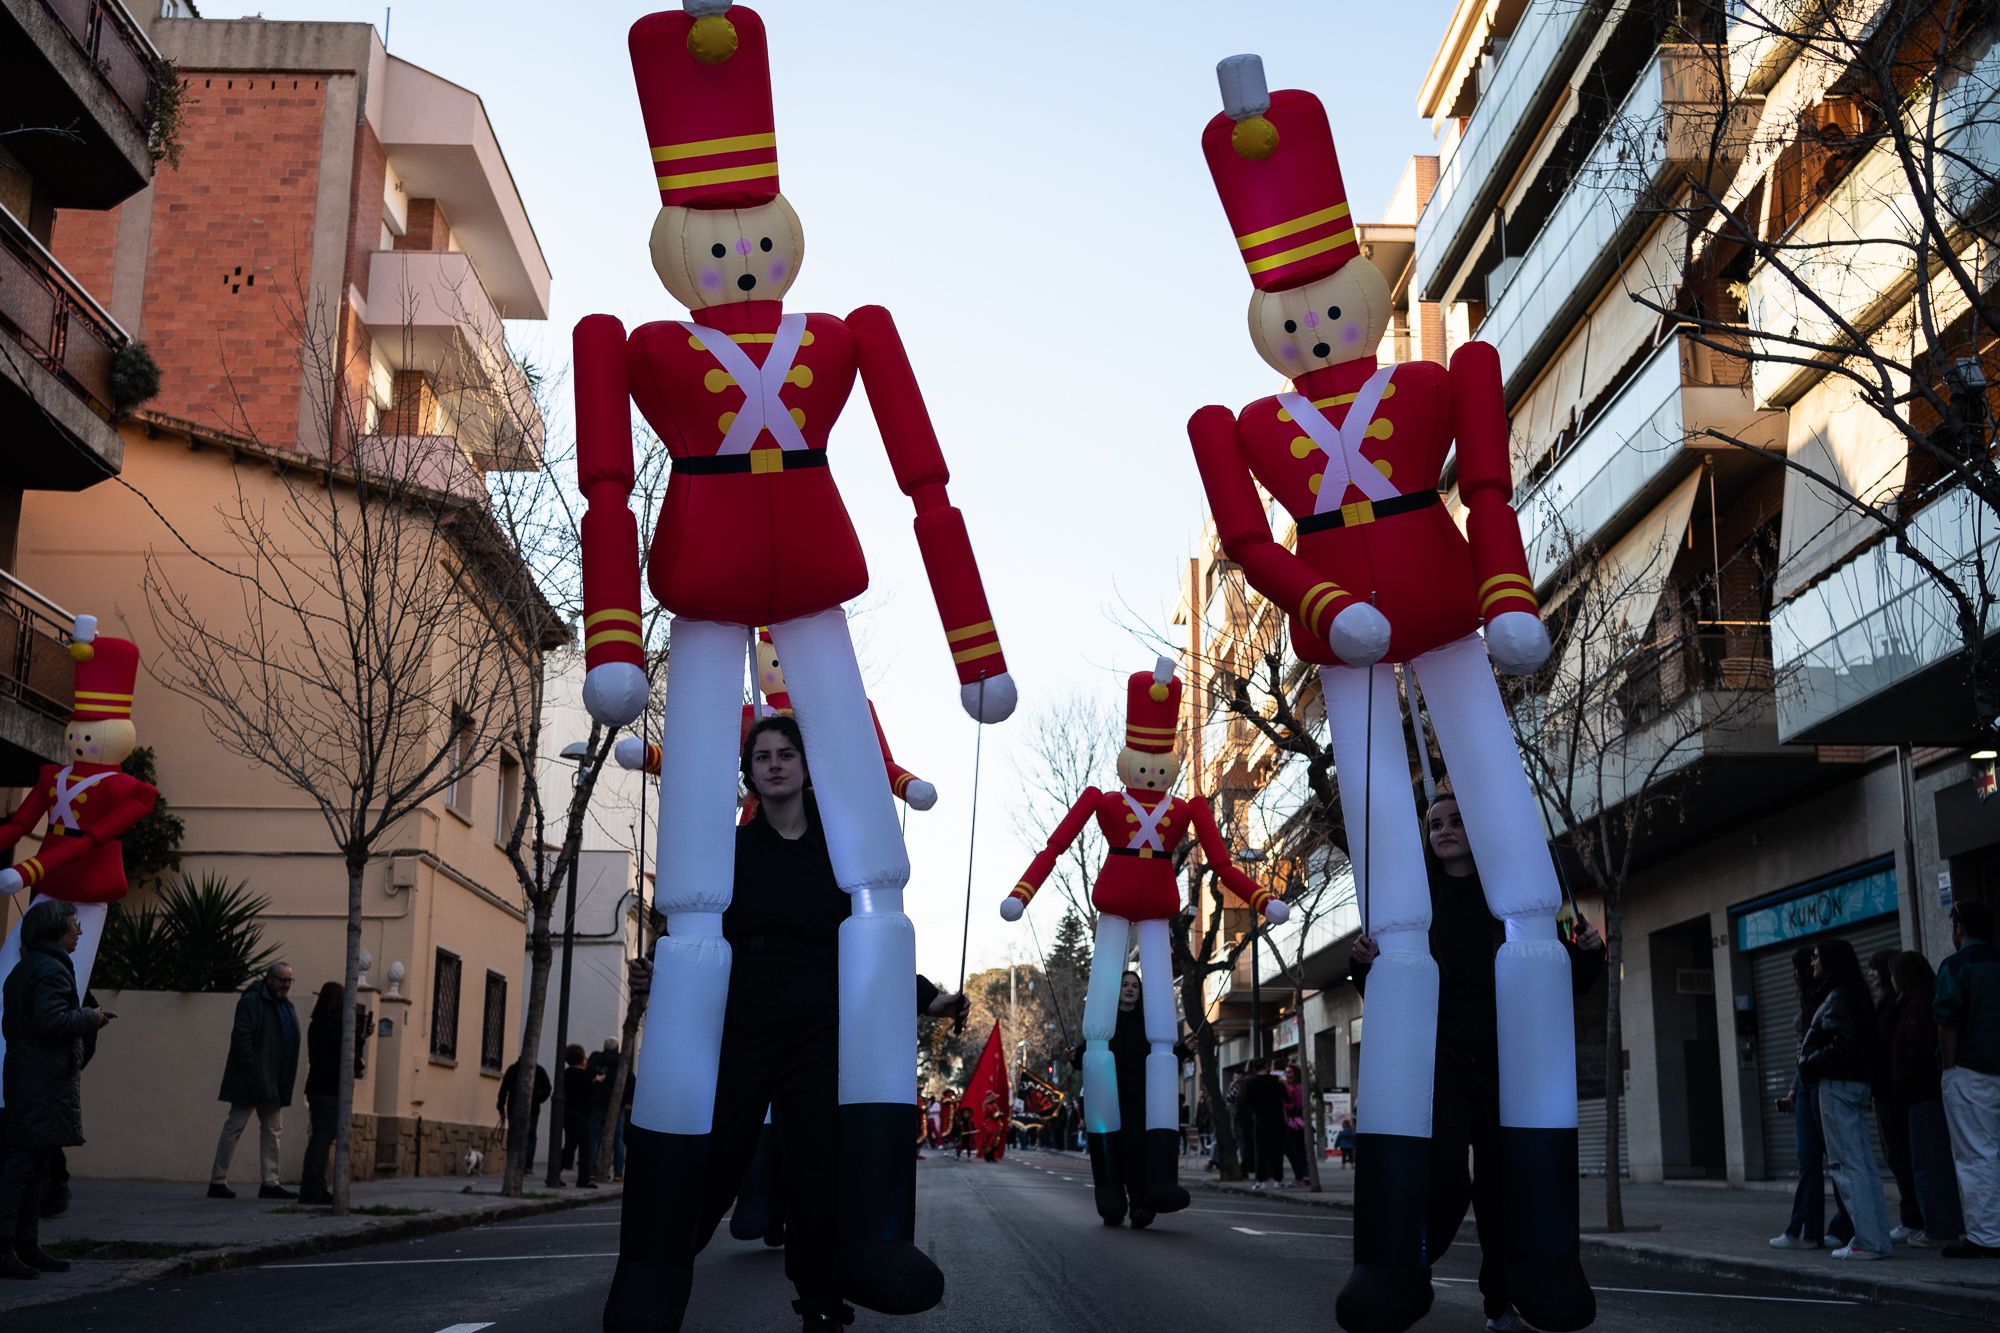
[546,740,591,1189]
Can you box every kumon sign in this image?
[1731,856,1899,953]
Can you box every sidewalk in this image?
[0,1172,623,1316]
[1152,1151,2000,1322]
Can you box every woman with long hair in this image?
[1774,945,1853,1249]
[1800,937,1893,1258]
[299,981,345,1205]
[1890,951,1965,1246]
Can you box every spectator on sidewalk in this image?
[1335,1117,1356,1168]
[584,1038,626,1184]
[1281,1062,1311,1186]
[558,1043,593,1186]
[1935,899,2000,1259]
[38,987,101,1221]
[498,1057,552,1173]
[0,900,111,1281]
[1800,937,1892,1260]
[1242,1058,1286,1189]
[298,982,347,1206]
[1868,949,1924,1243]
[1890,950,1964,1247]
[1226,1066,1256,1180]
[209,961,299,1201]
[1773,944,1853,1251]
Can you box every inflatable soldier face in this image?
[1113,657,1183,794]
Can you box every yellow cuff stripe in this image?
[952,641,1004,665]
[21,859,43,885]
[658,161,778,191]
[1481,588,1539,614]
[1244,228,1357,276]
[893,773,912,794]
[1477,572,1533,598]
[584,608,642,631]
[653,132,777,162]
[1126,723,1177,736]
[1237,201,1350,250]
[1012,882,1034,898]
[586,628,645,652]
[946,619,996,644]
[1301,582,1346,635]
[74,691,134,702]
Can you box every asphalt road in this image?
[18,1152,1969,1332]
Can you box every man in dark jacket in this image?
[499,1057,552,1172]
[208,961,300,1200]
[1867,950,1924,1240]
[0,899,111,1279]
[1242,1058,1288,1188]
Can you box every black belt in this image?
[673,448,828,475]
[1295,489,1440,534]
[1107,846,1169,860]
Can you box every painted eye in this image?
[1283,319,1297,334]
[1326,306,1342,320]
[83,734,92,742]
[759,237,773,252]
[710,243,727,258]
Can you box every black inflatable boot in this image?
[729,1118,780,1242]
[1335,1133,1434,1333]
[1143,1128,1191,1213]
[1086,1131,1127,1224]
[836,1103,944,1315]
[1499,1126,1595,1332]
[603,1126,708,1333]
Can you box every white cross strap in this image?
[679,313,811,457]
[50,766,113,833]
[1279,366,1400,515]
[1120,791,1174,853]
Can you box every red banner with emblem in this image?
[960,1021,1010,1160]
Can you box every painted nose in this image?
[1312,341,1331,358]
[737,274,757,292]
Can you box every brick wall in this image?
[357,1113,503,1182]
[396,198,451,253]
[49,204,124,314]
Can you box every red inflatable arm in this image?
[575,314,646,674]
[1450,341,1540,626]
[868,701,926,803]
[0,783,50,854]
[1189,405,1360,646]
[849,304,1008,687]
[1188,795,1278,915]
[1006,787,1101,912]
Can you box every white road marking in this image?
[1230,1225,1352,1238]
[267,1252,619,1269]
[490,1221,622,1229]
[434,1325,496,1332]
[1189,1207,1352,1219]
[1428,1277,1859,1306]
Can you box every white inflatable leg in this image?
[630,617,744,1136]
[1080,912,1131,1134]
[1322,661,1436,1140]
[769,608,912,1106]
[0,912,18,1108]
[1136,919,1178,1132]
[1413,633,1575,1130]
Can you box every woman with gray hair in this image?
[0,898,113,1280]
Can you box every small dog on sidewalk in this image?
[461,1147,485,1177]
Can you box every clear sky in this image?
[205,0,1457,985]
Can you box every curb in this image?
[118,1185,623,1286]
[1186,1180,2000,1323]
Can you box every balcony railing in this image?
[38,0,164,131]
[0,571,74,722]
[0,204,129,420]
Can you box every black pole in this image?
[545,786,583,1188]
[1251,925,1263,1059]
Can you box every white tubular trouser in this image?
[1135,918,1179,1132]
[1413,633,1575,1130]
[769,608,914,1107]
[1323,661,1437,1140]
[0,899,107,1109]
[1080,913,1132,1134]
[631,617,744,1136]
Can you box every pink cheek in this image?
[1279,343,1300,361]
[766,260,787,282]
[698,268,723,291]
[1341,325,1362,346]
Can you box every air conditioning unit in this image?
[1486,257,1523,307]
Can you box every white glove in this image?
[1263,899,1290,925]
[0,867,22,896]
[613,736,649,772]
[1485,610,1551,676]
[1328,602,1391,668]
[582,662,648,727]
[903,779,938,811]
[960,671,1018,724]
[998,895,1025,922]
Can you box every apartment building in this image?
[6,14,559,1181]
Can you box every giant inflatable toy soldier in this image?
[1186,56,1594,1333]
[1001,659,1287,1223]
[0,616,159,1100]
[575,5,1014,1328]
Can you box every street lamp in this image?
[1235,847,1266,1060]
[546,738,592,1188]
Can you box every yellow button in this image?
[1290,436,1317,459]
[786,365,814,388]
[704,369,733,394]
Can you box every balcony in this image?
[0,0,162,207]
[0,203,128,488]
[1744,35,2000,408]
[0,570,73,784]
[1413,0,1601,303]
[1480,47,1758,399]
[362,250,543,471]
[1515,330,1787,592]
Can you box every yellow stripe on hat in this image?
[1244,228,1357,276]
[658,161,779,191]
[653,132,777,163]
[1236,201,1350,251]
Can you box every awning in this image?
[1772,373,1907,602]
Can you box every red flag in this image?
[961,1021,1011,1161]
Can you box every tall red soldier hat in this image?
[67,615,138,722]
[1125,656,1182,755]
[629,3,779,209]
[1202,55,1360,292]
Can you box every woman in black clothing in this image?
[561,1044,595,1185]
[1773,947,1852,1249]
[1079,969,1158,1227]
[1349,793,1604,1333]
[614,716,966,1332]
[299,982,344,1205]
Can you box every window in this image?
[495,749,520,847]
[443,707,475,820]
[479,970,507,1074]
[429,947,462,1062]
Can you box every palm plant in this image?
[94,872,280,993]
